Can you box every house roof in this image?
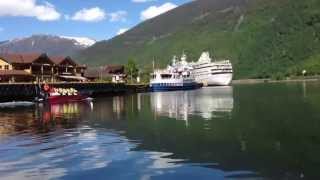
[0,53,45,64]
[50,56,65,64]
[84,65,125,78]
[50,56,80,67]
[83,68,101,78]
[0,53,84,67]
[104,65,124,74]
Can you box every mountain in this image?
[0,40,9,45]
[0,35,96,56]
[59,36,96,47]
[76,0,320,79]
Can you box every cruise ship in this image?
[190,52,233,86]
[150,56,200,92]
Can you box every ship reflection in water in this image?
[150,86,233,121]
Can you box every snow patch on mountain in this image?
[60,36,96,47]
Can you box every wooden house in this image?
[0,53,87,83]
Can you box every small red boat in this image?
[39,84,91,104]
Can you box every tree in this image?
[140,65,153,83]
[125,59,139,83]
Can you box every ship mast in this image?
[211,50,216,62]
[152,57,155,71]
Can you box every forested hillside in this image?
[76,0,320,79]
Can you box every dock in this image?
[0,82,150,102]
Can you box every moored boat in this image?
[150,56,201,92]
[37,84,91,104]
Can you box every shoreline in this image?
[232,77,320,85]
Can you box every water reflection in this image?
[35,102,90,124]
[113,96,125,117]
[0,101,199,180]
[150,87,233,120]
[0,82,320,179]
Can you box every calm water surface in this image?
[0,82,320,180]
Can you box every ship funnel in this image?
[181,53,187,62]
[172,55,177,66]
[198,51,211,63]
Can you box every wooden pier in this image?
[0,82,150,102]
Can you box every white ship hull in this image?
[195,73,233,86]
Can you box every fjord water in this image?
[0,82,320,180]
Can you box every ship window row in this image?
[194,73,210,76]
[194,70,210,73]
[156,83,183,87]
[211,68,232,71]
[194,70,211,75]
[212,72,233,75]
[194,70,232,76]
[195,69,232,73]
[192,69,233,74]
[194,72,211,76]
[215,68,232,70]
[213,69,233,72]
[194,72,210,75]
[152,74,191,79]
[194,65,231,70]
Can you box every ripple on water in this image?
[0,126,141,179]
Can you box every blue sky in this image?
[0,0,191,41]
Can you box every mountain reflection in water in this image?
[0,82,320,179]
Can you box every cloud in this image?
[71,7,106,22]
[140,2,177,20]
[117,28,129,35]
[109,11,127,22]
[0,0,60,21]
[132,0,155,3]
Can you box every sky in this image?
[0,0,191,41]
